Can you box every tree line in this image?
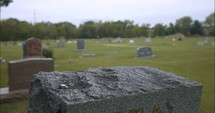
[0,12,214,41]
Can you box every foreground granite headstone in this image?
[28,66,202,113]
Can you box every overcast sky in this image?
[1,0,214,26]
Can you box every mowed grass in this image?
[0,37,214,113]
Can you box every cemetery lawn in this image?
[0,37,214,113]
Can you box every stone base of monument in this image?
[28,66,202,113]
[76,49,85,52]
[136,55,156,59]
[0,89,28,104]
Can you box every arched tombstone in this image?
[23,37,43,58]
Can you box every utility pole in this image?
[33,9,36,25]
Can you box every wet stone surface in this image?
[28,66,202,113]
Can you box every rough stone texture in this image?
[28,66,202,113]
[8,58,54,92]
[23,37,43,58]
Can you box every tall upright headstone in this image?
[8,58,54,92]
[23,37,42,58]
[76,39,85,51]
[28,66,202,113]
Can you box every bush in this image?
[42,48,54,58]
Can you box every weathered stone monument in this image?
[137,47,154,58]
[145,37,152,43]
[56,40,65,47]
[8,58,54,92]
[23,37,43,58]
[8,37,54,92]
[196,41,204,46]
[28,66,202,113]
[76,39,85,51]
[115,37,122,43]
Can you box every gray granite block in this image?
[28,66,202,113]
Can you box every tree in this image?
[140,24,150,37]
[0,0,13,7]
[175,16,193,35]
[190,20,203,35]
[0,18,33,41]
[152,23,166,37]
[55,22,77,39]
[166,23,176,35]
[204,12,215,36]
[79,21,97,38]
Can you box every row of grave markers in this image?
[6,37,153,93]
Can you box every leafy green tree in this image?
[55,22,77,39]
[190,20,203,35]
[204,12,215,36]
[175,16,193,35]
[140,24,150,37]
[152,23,166,37]
[0,0,13,7]
[0,18,33,41]
[79,21,97,38]
[166,23,176,35]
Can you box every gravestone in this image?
[196,41,204,46]
[28,66,202,113]
[76,39,85,51]
[56,40,65,47]
[8,58,54,92]
[80,54,96,57]
[105,51,118,56]
[137,47,154,58]
[211,42,215,46]
[129,40,135,43]
[115,37,122,43]
[145,37,152,42]
[0,57,6,63]
[23,38,43,58]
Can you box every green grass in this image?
[0,37,214,113]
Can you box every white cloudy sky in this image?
[1,0,214,26]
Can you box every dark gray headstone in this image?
[28,66,202,113]
[76,39,85,51]
[137,47,153,58]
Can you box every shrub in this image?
[42,48,54,58]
